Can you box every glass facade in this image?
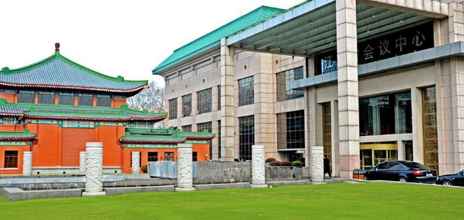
[422,87,438,172]
[277,111,305,149]
[239,115,255,160]
[197,88,212,114]
[168,98,177,119]
[359,92,412,136]
[322,103,332,160]
[18,91,35,103]
[238,76,254,106]
[182,94,192,117]
[38,92,54,104]
[276,67,304,101]
[96,95,111,107]
[59,93,74,105]
[79,94,93,106]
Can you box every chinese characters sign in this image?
[315,22,434,75]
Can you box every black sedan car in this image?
[365,161,436,183]
[436,170,464,186]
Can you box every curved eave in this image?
[0,136,36,142]
[185,135,215,141]
[25,114,166,122]
[0,81,147,94]
[120,139,184,145]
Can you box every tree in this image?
[128,80,165,113]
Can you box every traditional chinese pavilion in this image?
[0,43,212,176]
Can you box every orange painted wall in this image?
[0,146,28,175]
[0,92,16,103]
[97,126,124,167]
[29,124,61,167]
[61,128,96,166]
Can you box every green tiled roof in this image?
[0,51,147,93]
[0,99,167,122]
[121,128,214,144]
[0,130,36,141]
[152,6,286,75]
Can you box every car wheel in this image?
[399,177,407,183]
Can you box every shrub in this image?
[141,165,148,173]
[291,160,303,167]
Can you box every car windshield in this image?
[402,162,429,170]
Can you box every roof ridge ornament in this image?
[55,42,60,53]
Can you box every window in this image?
[276,67,304,101]
[277,111,305,149]
[192,152,198,162]
[359,92,412,136]
[129,121,154,128]
[422,86,438,172]
[217,85,221,110]
[197,122,212,132]
[168,98,177,119]
[239,116,254,160]
[96,95,111,107]
[79,94,93,106]
[238,76,254,106]
[62,121,95,128]
[38,92,54,104]
[218,120,221,159]
[148,152,158,162]
[4,151,18,168]
[182,125,192,132]
[182,94,192,117]
[197,88,212,114]
[164,152,174,161]
[59,93,74,105]
[315,51,338,75]
[18,91,35,103]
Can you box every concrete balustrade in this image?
[176,143,194,191]
[251,145,267,188]
[82,142,105,196]
[79,151,86,174]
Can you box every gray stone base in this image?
[105,185,174,195]
[82,191,106,197]
[251,184,268,188]
[175,187,196,192]
[0,187,82,201]
[195,182,250,190]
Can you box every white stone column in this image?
[311,146,324,184]
[176,143,194,191]
[131,152,141,174]
[83,142,105,196]
[397,140,405,161]
[411,87,424,163]
[79,151,86,174]
[336,0,360,179]
[22,151,32,176]
[220,38,237,161]
[251,145,267,188]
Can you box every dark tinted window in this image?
[168,98,177,119]
[4,151,18,168]
[38,93,54,104]
[238,76,254,106]
[276,67,304,101]
[148,152,158,162]
[402,162,429,170]
[18,91,35,103]
[59,93,74,105]
[239,115,254,160]
[79,94,93,106]
[197,88,212,114]
[182,94,192,117]
[96,95,111,107]
[377,162,390,169]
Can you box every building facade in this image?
[154,0,464,178]
[0,44,212,176]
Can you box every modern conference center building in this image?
[153,0,464,178]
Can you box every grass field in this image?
[0,182,463,220]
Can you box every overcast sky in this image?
[0,0,303,84]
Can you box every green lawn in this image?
[0,182,463,220]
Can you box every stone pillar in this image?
[22,151,32,176]
[131,152,141,174]
[336,0,360,179]
[397,140,405,161]
[176,143,194,191]
[411,87,424,163]
[251,145,267,188]
[220,38,237,161]
[330,100,339,177]
[83,142,105,196]
[79,151,86,174]
[311,145,324,184]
